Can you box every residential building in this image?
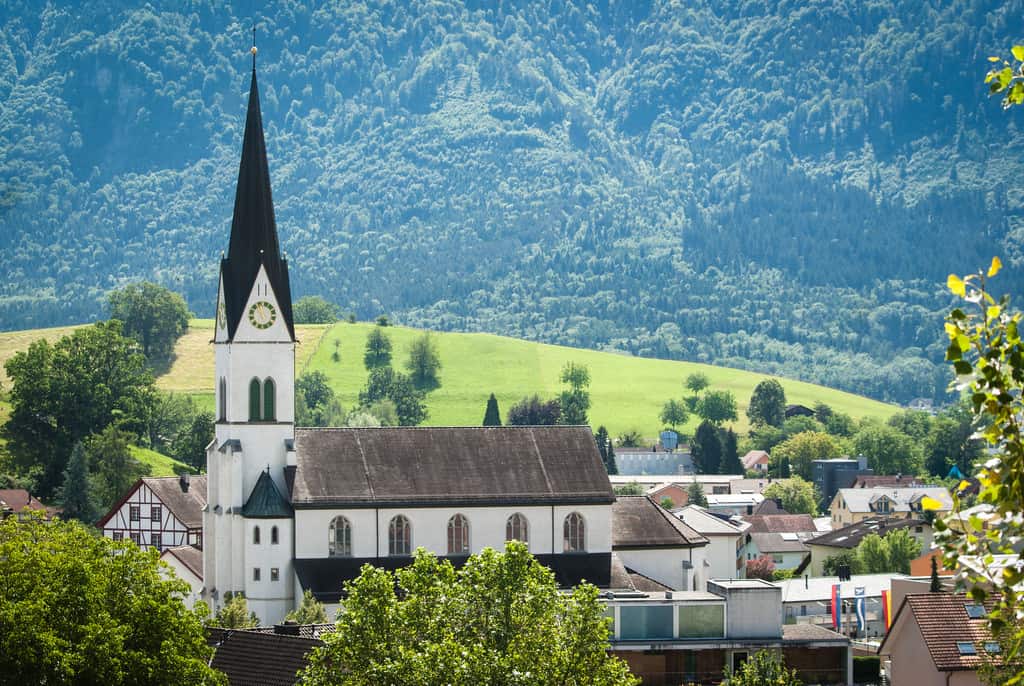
[675,505,748,580]
[208,626,322,686]
[777,573,909,639]
[615,449,694,475]
[805,516,933,576]
[705,492,765,516]
[878,594,996,686]
[746,533,809,571]
[612,495,710,591]
[0,489,52,519]
[161,545,204,608]
[742,450,770,473]
[828,487,953,528]
[812,457,872,509]
[851,475,930,489]
[97,474,206,551]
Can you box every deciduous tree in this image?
[293,296,340,324]
[659,399,688,429]
[748,379,786,428]
[107,281,190,364]
[406,332,442,390]
[287,590,330,624]
[210,592,259,629]
[363,327,392,369]
[558,362,591,425]
[723,649,802,686]
[771,431,841,481]
[358,367,427,426]
[763,476,819,516]
[852,424,922,476]
[506,395,561,426]
[696,390,738,425]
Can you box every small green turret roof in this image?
[242,470,292,518]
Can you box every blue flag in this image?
[855,586,866,632]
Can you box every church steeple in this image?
[220,48,295,340]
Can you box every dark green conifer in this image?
[483,394,502,426]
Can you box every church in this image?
[202,54,709,625]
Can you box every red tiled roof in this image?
[884,594,995,672]
[0,489,46,513]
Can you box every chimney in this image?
[179,473,190,493]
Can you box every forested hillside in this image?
[2,0,1022,403]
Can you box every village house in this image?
[97,474,206,552]
[805,516,933,576]
[828,486,952,528]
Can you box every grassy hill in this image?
[0,319,898,440]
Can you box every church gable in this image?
[231,263,291,342]
[290,426,615,508]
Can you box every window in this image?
[112,531,123,541]
[984,642,1001,654]
[772,554,784,564]
[957,642,977,655]
[129,532,140,545]
[130,505,140,521]
[447,514,470,555]
[253,568,261,582]
[151,533,162,549]
[915,526,923,533]
[263,378,275,421]
[271,568,280,582]
[253,526,261,545]
[188,531,202,548]
[329,516,352,557]
[563,512,586,552]
[506,513,529,545]
[249,378,261,421]
[389,515,411,556]
[271,526,279,545]
[218,377,227,421]
[965,604,987,619]
[151,505,162,522]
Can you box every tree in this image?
[145,392,194,453]
[856,533,890,574]
[685,372,710,395]
[614,481,644,496]
[0,513,223,685]
[930,555,942,592]
[692,421,722,474]
[696,390,738,425]
[482,393,502,426]
[659,399,688,429]
[852,425,922,476]
[107,281,190,365]
[363,327,392,369]
[287,590,330,624]
[297,371,334,410]
[300,542,638,686]
[3,321,156,497]
[595,426,618,474]
[763,477,819,516]
[558,362,591,425]
[617,429,642,447]
[358,367,427,426]
[985,46,1024,107]
[58,442,98,523]
[210,592,260,629]
[406,332,442,390]
[720,428,742,474]
[506,395,561,426]
[746,555,776,581]
[771,431,841,481]
[723,650,802,686]
[823,551,863,576]
[660,496,675,510]
[88,425,148,509]
[606,439,618,475]
[293,295,340,324]
[686,481,708,507]
[170,410,214,470]
[748,379,786,428]
[884,529,921,575]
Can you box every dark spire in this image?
[220,39,295,340]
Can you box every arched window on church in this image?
[253,526,261,545]
[447,514,470,555]
[506,513,529,547]
[329,516,351,557]
[249,378,261,421]
[271,526,279,545]
[389,515,411,556]
[218,377,227,421]
[563,512,585,553]
[263,378,275,421]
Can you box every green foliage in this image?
[686,481,708,508]
[763,477,819,516]
[300,542,637,686]
[595,426,618,474]
[558,362,591,425]
[617,430,643,448]
[748,379,787,428]
[506,395,561,426]
[170,410,214,470]
[855,530,920,574]
[358,367,427,426]
[692,420,722,474]
[659,398,689,428]
[724,650,802,686]
[853,424,923,476]
[286,590,330,625]
[660,496,675,510]
[58,442,98,523]
[405,332,442,390]
[87,425,147,510]
[0,514,223,685]
[985,47,1024,107]
[482,393,502,426]
[685,373,710,395]
[210,592,259,629]
[930,555,942,592]
[293,296,340,324]
[823,551,863,576]
[614,481,644,496]
[363,328,393,370]
[720,428,743,475]
[696,390,738,425]
[852,657,881,685]
[108,282,190,365]
[146,392,195,454]
[771,431,841,481]
[2,321,156,497]
[298,371,335,410]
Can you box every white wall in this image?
[160,553,202,609]
[244,517,295,625]
[616,547,708,590]
[704,534,745,580]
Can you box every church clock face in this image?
[216,302,227,330]
[248,301,277,329]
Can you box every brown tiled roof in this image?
[612,496,707,548]
[143,476,207,528]
[807,516,926,549]
[210,630,320,685]
[743,514,816,533]
[291,426,614,507]
[162,545,203,579]
[742,450,770,469]
[0,489,46,513]
[881,594,995,671]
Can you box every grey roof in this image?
[742,514,817,533]
[210,630,318,685]
[777,573,908,603]
[781,624,850,642]
[749,532,809,554]
[242,471,292,518]
[142,476,207,528]
[291,426,614,507]
[162,545,203,579]
[612,496,708,549]
[833,487,953,514]
[807,516,927,549]
[674,505,747,536]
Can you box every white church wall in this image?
[245,517,294,625]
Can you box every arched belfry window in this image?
[263,378,275,421]
[218,377,227,421]
[271,526,279,545]
[563,512,585,553]
[506,513,529,546]
[253,526,261,545]
[329,516,351,557]
[389,515,411,556]
[249,378,261,421]
[447,514,470,555]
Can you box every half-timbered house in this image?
[98,474,206,551]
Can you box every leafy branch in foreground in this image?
[986,46,1024,108]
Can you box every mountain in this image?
[1,0,1022,404]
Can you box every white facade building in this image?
[98,475,206,552]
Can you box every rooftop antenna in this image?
[251,26,257,70]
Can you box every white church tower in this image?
[203,45,296,625]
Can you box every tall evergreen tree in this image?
[606,439,618,475]
[483,394,502,426]
[691,420,722,474]
[719,428,743,475]
[686,481,708,508]
[594,426,618,475]
[930,555,942,592]
[58,442,97,523]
